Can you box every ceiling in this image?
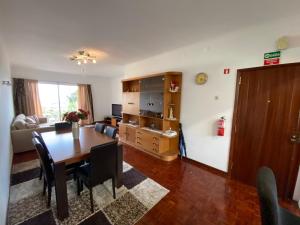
[0,0,299,76]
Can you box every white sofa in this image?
[11,114,55,153]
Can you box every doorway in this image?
[229,63,300,199]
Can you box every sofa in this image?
[11,114,55,153]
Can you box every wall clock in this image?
[195,73,208,85]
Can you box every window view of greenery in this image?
[38,83,78,123]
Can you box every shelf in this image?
[140,115,163,120]
[122,91,140,93]
[140,90,164,93]
[168,90,181,93]
[165,118,178,121]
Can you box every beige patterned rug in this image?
[9,160,169,225]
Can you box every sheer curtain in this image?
[13,78,43,116]
[78,84,94,124]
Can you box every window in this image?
[38,83,78,123]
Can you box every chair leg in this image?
[77,178,81,196]
[43,178,46,196]
[112,178,116,199]
[89,187,94,213]
[73,168,77,181]
[47,185,52,208]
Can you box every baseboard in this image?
[181,156,228,178]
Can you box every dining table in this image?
[41,126,123,220]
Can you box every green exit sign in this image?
[264,51,281,59]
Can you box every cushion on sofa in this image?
[25,116,36,124]
[31,115,40,124]
[13,119,27,130]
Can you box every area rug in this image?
[9,159,169,225]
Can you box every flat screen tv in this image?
[112,104,122,118]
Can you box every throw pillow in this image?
[32,115,40,125]
[27,115,40,125]
[13,119,27,130]
[25,117,36,124]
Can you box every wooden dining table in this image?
[41,126,123,220]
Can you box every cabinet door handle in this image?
[137,142,142,145]
[128,102,134,105]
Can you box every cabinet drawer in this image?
[136,129,162,153]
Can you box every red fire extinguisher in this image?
[217,116,225,136]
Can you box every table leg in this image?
[54,162,69,219]
[116,144,123,188]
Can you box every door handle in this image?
[291,134,300,143]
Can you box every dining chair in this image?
[32,131,82,181]
[54,122,72,131]
[95,122,106,133]
[104,126,117,139]
[32,137,54,207]
[32,131,51,180]
[76,141,118,212]
[257,167,300,225]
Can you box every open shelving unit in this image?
[119,71,182,161]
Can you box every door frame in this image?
[228,62,300,199]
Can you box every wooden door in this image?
[122,92,140,115]
[126,126,136,144]
[230,63,300,198]
[119,124,127,142]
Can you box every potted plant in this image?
[63,109,89,139]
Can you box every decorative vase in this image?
[72,122,80,139]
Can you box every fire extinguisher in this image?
[217,116,225,136]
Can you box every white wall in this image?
[124,15,300,175]
[109,76,123,106]
[0,37,14,225]
[11,65,113,121]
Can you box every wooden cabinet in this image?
[119,124,127,142]
[122,92,140,115]
[119,124,136,145]
[135,129,168,154]
[120,72,182,161]
[127,126,136,144]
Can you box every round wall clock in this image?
[195,73,208,85]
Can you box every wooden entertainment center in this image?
[119,72,182,161]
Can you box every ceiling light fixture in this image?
[70,50,97,65]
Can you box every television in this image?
[112,104,122,118]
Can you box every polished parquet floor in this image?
[13,145,300,225]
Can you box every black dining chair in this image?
[32,131,82,181]
[104,126,117,139]
[54,122,72,131]
[95,122,106,133]
[76,141,118,212]
[32,137,54,207]
[32,131,51,180]
[257,167,300,225]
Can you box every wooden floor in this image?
[13,145,300,225]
